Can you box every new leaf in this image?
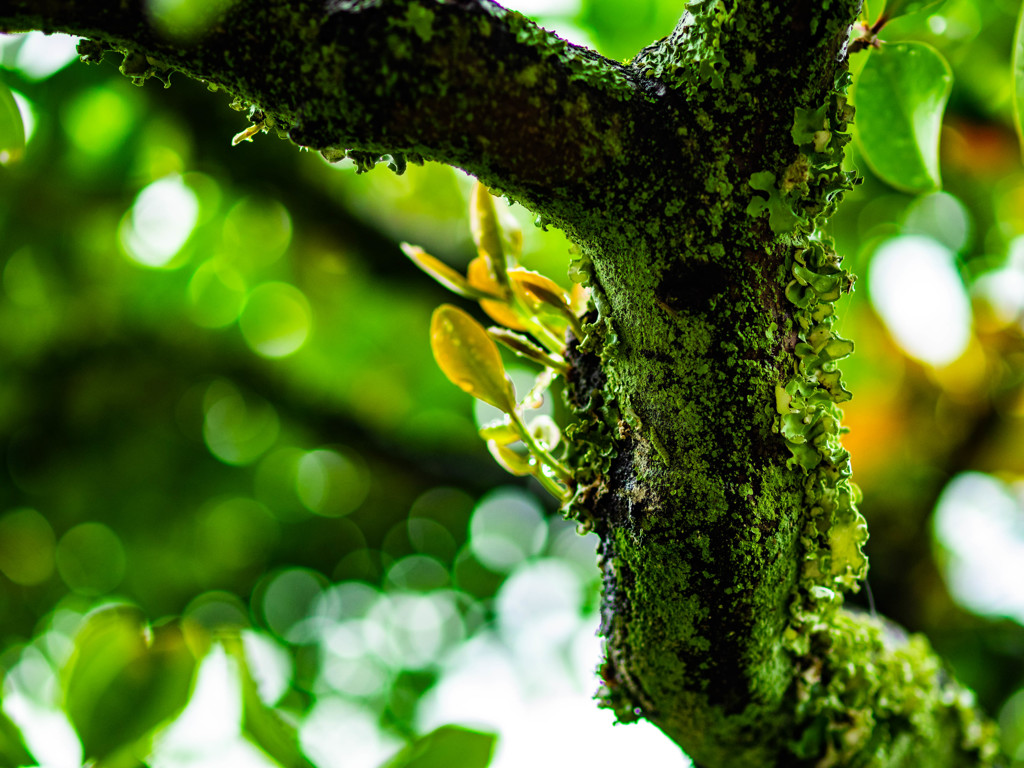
[431,304,516,413]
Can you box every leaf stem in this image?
[509,409,572,484]
[526,317,567,355]
[531,465,570,500]
[566,312,585,343]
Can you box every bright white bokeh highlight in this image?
[469,488,547,572]
[121,175,200,268]
[869,235,971,366]
[300,697,403,768]
[972,235,1024,326]
[0,32,80,80]
[4,697,81,768]
[153,648,244,763]
[241,631,292,706]
[4,683,81,768]
[1,640,80,768]
[934,472,1024,624]
[419,563,688,768]
[496,559,583,674]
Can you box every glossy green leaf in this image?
[0,79,25,164]
[62,606,198,761]
[431,304,516,412]
[1014,0,1024,160]
[880,0,946,21]
[222,635,316,768]
[378,725,497,768]
[853,42,952,193]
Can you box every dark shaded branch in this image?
[732,0,862,93]
[0,0,644,229]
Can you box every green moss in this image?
[403,3,435,43]
[787,611,1001,765]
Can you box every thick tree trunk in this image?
[0,0,1005,764]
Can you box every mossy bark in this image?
[0,0,1006,764]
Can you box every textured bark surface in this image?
[0,0,1006,764]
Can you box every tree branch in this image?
[565,1,1003,765]
[0,0,645,231]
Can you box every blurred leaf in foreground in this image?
[61,606,198,763]
[378,725,497,768]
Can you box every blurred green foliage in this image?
[2,0,1024,765]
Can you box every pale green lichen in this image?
[747,170,803,233]
[748,77,860,237]
[759,61,1002,768]
[769,83,867,615]
[633,0,734,90]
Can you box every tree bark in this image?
[0,0,1006,764]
